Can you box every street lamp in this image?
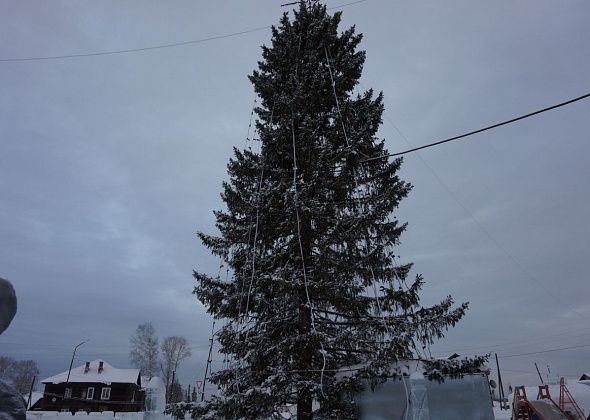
[65,341,87,387]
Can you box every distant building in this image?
[579,373,590,381]
[38,360,145,413]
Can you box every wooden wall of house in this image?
[40,382,145,413]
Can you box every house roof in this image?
[41,360,140,385]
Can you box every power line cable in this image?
[363,91,590,162]
[434,324,590,355]
[501,343,590,359]
[501,368,580,378]
[0,27,270,62]
[433,334,590,359]
[327,0,368,8]
[0,0,368,62]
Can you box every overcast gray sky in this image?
[1,0,589,391]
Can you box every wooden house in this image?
[38,360,144,413]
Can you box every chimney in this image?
[98,361,104,374]
[84,362,90,373]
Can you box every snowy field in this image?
[27,413,171,420]
[26,380,590,420]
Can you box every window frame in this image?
[86,387,95,400]
[100,387,111,400]
[64,387,72,399]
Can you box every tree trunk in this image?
[297,299,313,419]
[297,201,314,419]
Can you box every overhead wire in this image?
[433,324,590,356]
[501,368,580,377]
[362,91,590,162]
[500,343,590,359]
[0,1,368,63]
[0,27,270,62]
[432,335,590,360]
[439,327,590,353]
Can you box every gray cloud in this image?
[1,0,589,389]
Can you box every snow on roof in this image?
[41,360,140,385]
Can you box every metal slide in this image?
[528,400,570,420]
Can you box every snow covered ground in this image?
[26,379,590,420]
[26,412,172,420]
[492,403,512,420]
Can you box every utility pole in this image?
[201,318,215,402]
[535,362,544,384]
[495,353,506,410]
[26,375,36,409]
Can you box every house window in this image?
[64,388,72,399]
[86,387,95,399]
[100,387,111,400]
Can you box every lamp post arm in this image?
[66,341,87,385]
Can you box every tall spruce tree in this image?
[194,2,475,418]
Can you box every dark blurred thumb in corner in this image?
[0,277,26,420]
[0,277,17,336]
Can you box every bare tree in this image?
[168,379,183,404]
[10,360,39,395]
[160,336,191,400]
[0,356,15,380]
[129,322,159,379]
